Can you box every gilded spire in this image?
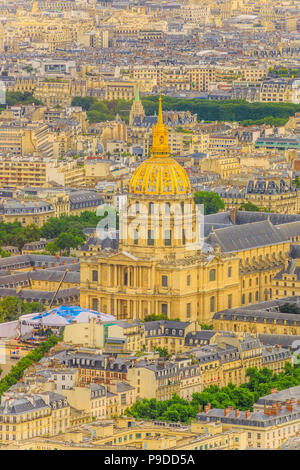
[157,91,163,126]
[150,93,170,158]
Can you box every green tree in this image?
[156,347,170,359]
[239,202,266,212]
[0,296,44,322]
[45,241,59,256]
[194,191,225,215]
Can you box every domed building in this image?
[80,97,240,322]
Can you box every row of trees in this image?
[141,96,300,124]
[71,95,300,127]
[0,335,60,398]
[0,221,41,251]
[125,363,300,423]
[0,210,104,252]
[0,92,42,109]
[0,296,44,323]
[71,96,132,124]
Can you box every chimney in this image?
[228,406,234,410]
[271,408,278,416]
[224,408,230,416]
[277,402,282,411]
[245,410,250,418]
[286,404,293,412]
[297,400,300,406]
[270,388,278,394]
[264,407,271,416]
[235,409,239,417]
[229,207,238,224]
[204,405,209,413]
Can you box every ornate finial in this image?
[158,91,163,126]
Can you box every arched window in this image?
[209,269,216,282]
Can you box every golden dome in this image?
[129,156,191,195]
[129,94,191,196]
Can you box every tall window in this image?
[92,270,98,282]
[162,275,168,287]
[209,269,216,282]
[164,230,171,246]
[149,202,154,214]
[228,267,232,278]
[228,294,232,309]
[182,229,186,245]
[134,228,138,245]
[162,304,168,316]
[92,298,98,311]
[165,202,170,215]
[187,274,191,286]
[210,296,215,313]
[147,229,154,246]
[187,303,191,319]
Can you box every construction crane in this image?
[49,268,69,310]
[17,268,70,341]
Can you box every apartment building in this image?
[0,158,47,187]
[126,360,180,401]
[0,199,54,227]
[260,78,300,104]
[0,392,70,443]
[213,297,300,336]
[0,123,53,158]
[197,399,300,449]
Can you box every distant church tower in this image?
[129,85,145,126]
[31,1,39,14]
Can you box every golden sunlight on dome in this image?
[129,94,191,196]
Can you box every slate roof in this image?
[0,395,50,415]
[197,405,300,427]
[184,330,217,346]
[235,211,300,226]
[206,219,288,252]
[256,386,300,406]
[276,222,300,240]
[0,287,79,302]
[213,305,300,326]
[204,211,233,236]
[29,270,80,284]
[258,334,300,348]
